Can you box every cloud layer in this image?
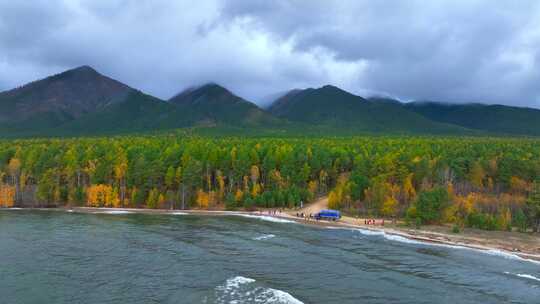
[1,0,539,108]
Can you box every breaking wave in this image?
[237,214,296,224]
[329,227,540,265]
[214,276,303,304]
[100,210,132,215]
[504,272,540,282]
[484,249,540,265]
[253,234,276,241]
[169,212,188,215]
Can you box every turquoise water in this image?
[1,210,539,304]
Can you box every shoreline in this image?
[3,206,540,264]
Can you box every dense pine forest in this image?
[0,135,539,232]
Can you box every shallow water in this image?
[1,210,539,304]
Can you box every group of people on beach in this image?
[364,219,385,225]
[259,209,282,216]
[295,212,318,221]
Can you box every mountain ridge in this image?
[1,65,539,137]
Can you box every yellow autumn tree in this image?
[0,185,15,207]
[235,189,244,203]
[114,152,128,205]
[270,169,283,189]
[468,162,485,189]
[196,189,209,209]
[87,184,115,207]
[242,175,249,192]
[308,180,318,199]
[146,188,160,209]
[381,196,399,217]
[250,165,260,184]
[8,158,21,203]
[216,170,225,203]
[328,176,352,210]
[158,193,166,209]
[111,187,121,208]
[445,193,476,223]
[251,183,261,197]
[497,208,512,230]
[402,173,416,203]
[328,189,341,210]
[510,176,529,194]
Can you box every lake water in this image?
[1,210,539,304]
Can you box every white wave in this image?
[331,227,540,265]
[169,212,188,215]
[355,228,386,237]
[237,214,296,224]
[2,207,23,210]
[504,272,540,282]
[354,228,424,245]
[101,210,132,215]
[223,276,256,289]
[383,233,424,245]
[485,250,540,265]
[258,288,304,304]
[253,234,276,241]
[516,274,540,281]
[67,210,74,213]
[215,276,303,304]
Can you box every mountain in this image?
[405,102,540,136]
[169,83,280,126]
[268,85,468,134]
[2,66,539,137]
[0,66,190,136]
[0,68,285,137]
[55,90,179,135]
[0,66,132,130]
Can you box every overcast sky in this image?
[1,0,539,108]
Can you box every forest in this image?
[0,135,539,232]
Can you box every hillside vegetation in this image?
[0,135,539,232]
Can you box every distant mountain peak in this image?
[169,82,239,105]
[57,65,100,78]
[198,83,233,96]
[0,65,133,127]
[167,83,278,126]
[320,84,340,90]
[72,65,97,73]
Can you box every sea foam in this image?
[100,210,132,215]
[504,272,540,282]
[329,227,540,265]
[237,214,296,224]
[485,249,540,265]
[253,234,276,241]
[215,276,303,304]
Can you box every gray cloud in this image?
[1,0,539,108]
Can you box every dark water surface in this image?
[1,210,539,304]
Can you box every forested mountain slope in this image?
[1,66,539,137]
[405,102,540,136]
[268,85,469,134]
[169,83,281,127]
[0,66,133,132]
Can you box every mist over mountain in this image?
[268,85,469,134]
[169,83,280,126]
